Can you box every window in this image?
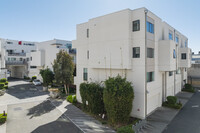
[181,53,186,59]
[83,68,88,81]
[22,50,24,53]
[132,20,140,32]
[87,29,89,38]
[169,33,173,40]
[6,41,13,44]
[8,58,10,61]
[31,57,32,61]
[87,50,89,59]
[147,48,154,58]
[20,58,22,61]
[169,71,173,76]
[147,72,154,82]
[185,41,187,47]
[175,36,179,43]
[132,47,140,58]
[176,69,181,74]
[173,49,176,58]
[185,68,187,72]
[27,58,29,61]
[147,21,154,34]
[30,66,37,69]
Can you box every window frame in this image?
[83,68,88,81]
[147,71,154,82]
[132,20,140,32]
[181,53,187,60]
[147,48,154,58]
[132,47,140,58]
[147,21,154,34]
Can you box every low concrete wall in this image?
[188,64,200,87]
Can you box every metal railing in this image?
[8,53,26,56]
[6,60,28,65]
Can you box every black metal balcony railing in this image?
[8,53,26,56]
[6,60,28,65]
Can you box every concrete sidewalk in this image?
[52,100,116,133]
[139,91,194,133]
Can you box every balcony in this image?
[178,47,191,68]
[8,53,26,56]
[158,40,176,71]
[6,60,28,65]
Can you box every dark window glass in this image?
[173,49,176,58]
[87,29,89,38]
[30,66,37,69]
[169,71,173,76]
[147,48,154,58]
[181,53,186,59]
[176,36,179,43]
[83,68,88,81]
[87,50,89,59]
[132,47,140,58]
[132,20,140,32]
[147,72,154,82]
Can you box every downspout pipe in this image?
[144,9,148,119]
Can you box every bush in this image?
[162,96,182,109]
[182,84,195,93]
[167,96,177,105]
[0,113,7,124]
[24,76,30,80]
[4,85,8,89]
[32,76,37,80]
[0,78,7,83]
[80,82,104,115]
[104,75,134,124]
[67,95,73,103]
[0,83,4,89]
[4,81,8,85]
[67,95,77,104]
[117,125,134,133]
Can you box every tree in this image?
[40,68,54,87]
[52,50,74,95]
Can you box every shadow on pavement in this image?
[27,100,63,119]
[6,83,48,99]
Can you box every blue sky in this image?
[0,0,199,53]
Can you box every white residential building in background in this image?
[0,38,76,80]
[73,7,191,119]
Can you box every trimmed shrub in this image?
[66,95,77,104]
[32,76,37,80]
[117,125,134,133]
[163,96,182,109]
[182,83,195,93]
[104,75,134,124]
[80,82,104,115]
[4,85,8,89]
[0,78,7,83]
[0,83,4,89]
[0,113,7,124]
[4,81,8,85]
[67,95,73,103]
[167,96,177,105]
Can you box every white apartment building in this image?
[30,39,76,80]
[0,38,37,78]
[0,38,75,79]
[73,7,191,119]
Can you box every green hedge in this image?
[4,81,8,85]
[67,95,77,104]
[0,83,4,89]
[0,113,7,124]
[4,85,8,89]
[163,96,182,109]
[182,84,195,93]
[104,75,134,124]
[117,125,134,133]
[32,76,37,80]
[80,82,104,115]
[0,78,7,83]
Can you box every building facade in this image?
[73,8,191,119]
[0,38,75,79]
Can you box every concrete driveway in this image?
[0,79,82,133]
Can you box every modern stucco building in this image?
[73,7,191,119]
[0,38,76,79]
